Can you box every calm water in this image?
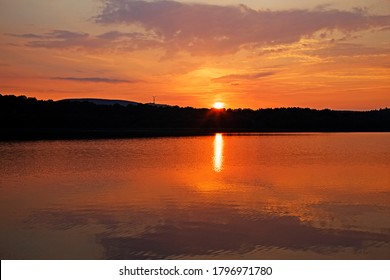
[0,133,389,259]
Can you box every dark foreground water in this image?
[0,133,389,259]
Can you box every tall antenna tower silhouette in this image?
[152,96,156,104]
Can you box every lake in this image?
[0,133,389,259]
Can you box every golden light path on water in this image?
[213,133,224,172]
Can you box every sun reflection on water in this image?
[213,133,224,172]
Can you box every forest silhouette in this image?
[1,94,389,140]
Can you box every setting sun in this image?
[213,102,225,109]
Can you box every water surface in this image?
[1,133,389,259]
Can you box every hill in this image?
[60,98,141,107]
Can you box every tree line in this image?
[0,94,389,139]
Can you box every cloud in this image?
[312,43,390,58]
[7,1,390,56]
[212,71,275,83]
[96,30,143,40]
[5,33,45,39]
[51,76,137,83]
[6,30,88,39]
[7,29,158,51]
[44,30,88,39]
[6,30,96,49]
[94,0,390,55]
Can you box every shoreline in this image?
[1,128,389,141]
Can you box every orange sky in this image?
[0,0,389,109]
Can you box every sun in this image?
[213,102,225,109]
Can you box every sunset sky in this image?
[0,0,389,109]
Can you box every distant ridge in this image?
[60,98,171,107]
[60,98,140,107]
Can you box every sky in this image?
[0,0,389,109]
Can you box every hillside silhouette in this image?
[1,94,389,140]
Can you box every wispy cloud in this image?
[212,72,276,83]
[6,30,88,39]
[96,31,146,40]
[51,77,138,83]
[7,29,158,51]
